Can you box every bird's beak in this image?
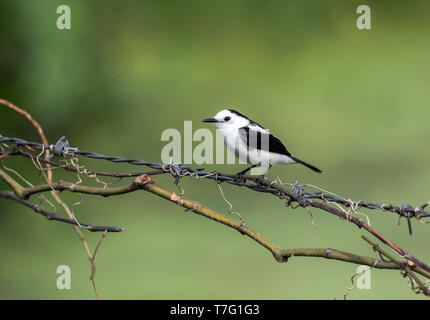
[202,118,218,123]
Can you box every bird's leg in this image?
[257,164,272,185]
[234,164,257,183]
[236,164,257,176]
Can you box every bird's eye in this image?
[224,116,231,121]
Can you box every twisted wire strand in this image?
[1,135,429,222]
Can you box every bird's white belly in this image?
[220,128,295,166]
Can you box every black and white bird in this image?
[203,109,322,176]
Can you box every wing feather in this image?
[238,126,291,157]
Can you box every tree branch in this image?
[2,96,430,297]
[4,163,430,279]
[0,190,124,232]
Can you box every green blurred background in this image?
[0,0,429,299]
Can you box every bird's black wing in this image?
[267,132,292,157]
[238,126,292,157]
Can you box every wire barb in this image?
[1,133,430,298]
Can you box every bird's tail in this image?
[291,156,322,173]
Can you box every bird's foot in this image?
[233,173,246,184]
[233,165,258,184]
[256,174,268,186]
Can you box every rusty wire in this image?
[2,135,429,233]
[2,134,430,298]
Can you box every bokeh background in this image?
[0,0,429,299]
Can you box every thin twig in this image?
[90,230,108,300]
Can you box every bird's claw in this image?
[234,173,246,184]
[256,174,267,186]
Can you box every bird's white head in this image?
[202,109,250,130]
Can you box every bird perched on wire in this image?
[203,109,322,177]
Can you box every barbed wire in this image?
[2,135,429,229]
[2,133,430,298]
